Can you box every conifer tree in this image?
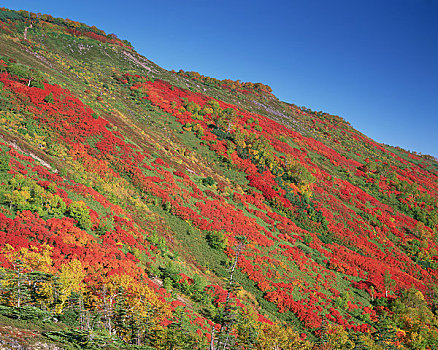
[214,236,246,350]
[373,312,397,349]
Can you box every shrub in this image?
[206,230,228,250]
[68,200,92,230]
[202,176,215,186]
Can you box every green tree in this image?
[284,156,315,194]
[216,108,237,131]
[68,201,92,230]
[372,312,397,349]
[391,288,438,349]
[214,236,246,349]
[206,231,228,250]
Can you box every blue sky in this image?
[3,0,437,157]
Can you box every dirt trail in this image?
[8,140,57,172]
[0,132,57,172]
[23,23,32,40]
[122,50,152,72]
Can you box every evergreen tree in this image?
[373,312,397,349]
[213,236,246,350]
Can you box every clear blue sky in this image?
[3,0,438,157]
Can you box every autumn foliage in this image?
[0,8,437,349]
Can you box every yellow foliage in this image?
[200,105,214,115]
[414,290,425,302]
[319,324,355,350]
[256,321,312,349]
[2,243,54,274]
[56,259,85,313]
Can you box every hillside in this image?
[0,8,438,349]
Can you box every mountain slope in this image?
[0,8,437,349]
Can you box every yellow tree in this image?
[392,288,438,349]
[56,259,85,314]
[284,155,315,196]
[1,244,55,308]
[233,126,248,149]
[122,282,171,346]
[256,321,312,349]
[316,323,355,350]
[93,274,134,336]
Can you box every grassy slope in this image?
[0,10,438,349]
